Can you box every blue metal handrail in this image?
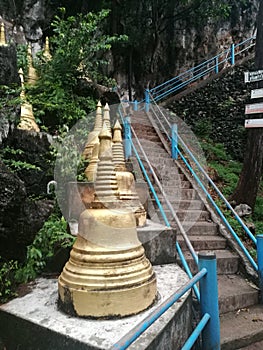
[118,104,200,299]
[111,268,207,350]
[148,100,258,271]
[149,36,255,102]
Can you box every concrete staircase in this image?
[131,110,263,349]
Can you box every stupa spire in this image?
[82,100,103,161]
[0,22,7,46]
[102,103,111,132]
[17,68,40,132]
[27,44,38,85]
[43,37,52,61]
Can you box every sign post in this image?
[245,103,263,115]
[244,70,263,83]
[245,119,263,128]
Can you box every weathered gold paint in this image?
[112,120,147,226]
[84,141,100,181]
[83,101,103,160]
[102,103,111,132]
[58,122,157,317]
[27,44,38,85]
[43,37,52,61]
[0,23,7,46]
[58,211,156,317]
[17,69,40,132]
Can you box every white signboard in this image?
[245,103,263,114]
[251,88,263,99]
[244,70,263,83]
[245,119,263,128]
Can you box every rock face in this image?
[0,129,55,261]
[0,160,54,261]
[168,59,254,161]
[2,128,54,196]
[0,45,19,85]
[0,1,259,87]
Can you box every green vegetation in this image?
[27,9,126,132]
[0,259,19,303]
[0,146,41,172]
[0,213,75,303]
[200,138,263,250]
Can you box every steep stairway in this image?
[130,110,263,349]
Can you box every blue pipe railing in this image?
[148,101,258,271]
[148,35,255,102]
[111,253,220,350]
[118,104,200,299]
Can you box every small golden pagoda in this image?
[112,120,147,227]
[58,123,157,318]
[17,68,40,132]
[102,103,111,132]
[82,101,103,161]
[43,37,52,61]
[27,44,38,85]
[0,22,7,46]
[84,141,100,182]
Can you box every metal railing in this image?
[111,253,220,350]
[147,36,255,102]
[117,104,222,349]
[118,105,200,299]
[148,98,258,271]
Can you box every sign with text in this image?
[244,70,263,83]
[245,102,263,114]
[245,119,263,128]
[251,88,263,99]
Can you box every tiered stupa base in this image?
[58,208,157,318]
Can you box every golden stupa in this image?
[27,44,38,85]
[82,101,103,161]
[17,68,40,132]
[0,22,7,46]
[43,37,52,61]
[112,120,147,227]
[58,123,157,318]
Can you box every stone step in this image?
[160,209,211,222]
[178,249,239,275]
[218,275,259,314]
[175,221,219,235]
[177,235,227,251]
[220,305,263,349]
[158,199,205,210]
[153,188,198,200]
[162,181,192,188]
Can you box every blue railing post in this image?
[230,43,235,65]
[171,124,178,160]
[215,56,219,74]
[145,88,150,112]
[124,116,132,159]
[257,235,263,303]
[198,253,220,350]
[134,100,138,111]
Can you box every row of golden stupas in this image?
[83,101,147,227]
[58,104,157,318]
[1,22,52,132]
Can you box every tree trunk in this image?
[230,0,263,210]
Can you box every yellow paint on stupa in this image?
[102,103,111,132]
[0,23,7,46]
[27,44,38,85]
[83,101,103,161]
[43,37,52,61]
[112,120,147,227]
[17,68,40,132]
[58,122,157,318]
